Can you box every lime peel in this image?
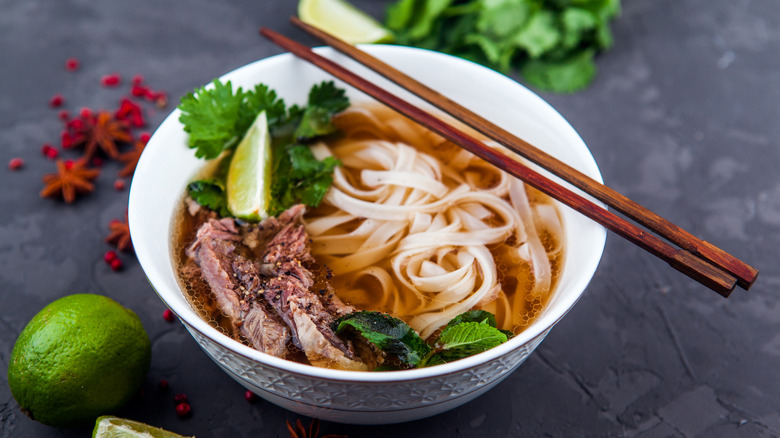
[298,0,394,44]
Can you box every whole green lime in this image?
[8,293,151,428]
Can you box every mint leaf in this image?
[420,321,508,366]
[187,178,230,217]
[444,309,498,329]
[334,311,431,368]
[294,81,350,141]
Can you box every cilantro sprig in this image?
[179,80,349,218]
[384,0,621,93]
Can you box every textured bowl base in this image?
[217,358,519,424]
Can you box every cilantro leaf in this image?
[293,81,350,141]
[334,311,431,368]
[179,80,247,159]
[268,145,341,216]
[178,80,289,160]
[382,0,621,92]
[187,178,230,217]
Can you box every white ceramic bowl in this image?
[129,45,606,425]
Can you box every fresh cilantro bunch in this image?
[180,79,349,218]
[385,0,621,93]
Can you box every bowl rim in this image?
[129,44,607,383]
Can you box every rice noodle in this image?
[304,104,564,337]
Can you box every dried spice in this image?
[105,212,132,252]
[287,418,347,438]
[40,159,100,203]
[8,158,24,170]
[117,138,147,177]
[65,110,132,159]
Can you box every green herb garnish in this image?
[293,81,350,141]
[187,178,231,217]
[384,0,621,93]
[333,311,431,367]
[179,80,348,218]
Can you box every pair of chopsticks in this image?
[259,18,758,297]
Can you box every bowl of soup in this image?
[129,45,606,424]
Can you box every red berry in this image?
[64,160,74,170]
[158,379,170,391]
[163,309,175,322]
[104,250,117,263]
[8,158,24,170]
[101,73,122,87]
[49,94,64,108]
[58,110,70,121]
[110,258,123,271]
[131,84,149,97]
[173,393,188,404]
[132,74,145,85]
[41,144,58,159]
[114,179,126,191]
[139,132,151,144]
[175,402,191,418]
[65,57,79,71]
[244,390,258,403]
[79,107,93,119]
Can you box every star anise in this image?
[40,159,100,203]
[287,418,346,438]
[117,138,146,177]
[106,211,132,252]
[68,110,132,159]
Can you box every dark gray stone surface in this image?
[1,0,778,437]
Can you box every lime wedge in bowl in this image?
[298,0,394,44]
[227,110,272,221]
[92,416,193,438]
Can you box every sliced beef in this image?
[185,203,367,370]
[186,218,289,357]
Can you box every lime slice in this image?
[227,110,272,221]
[298,0,394,44]
[92,416,192,438]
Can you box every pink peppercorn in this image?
[163,309,175,322]
[244,390,258,403]
[175,402,191,418]
[158,379,170,392]
[113,179,126,191]
[101,73,121,87]
[104,250,117,263]
[8,158,24,170]
[65,57,79,71]
[110,258,123,271]
[49,94,64,108]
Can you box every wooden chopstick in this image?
[289,16,758,291]
[259,27,739,297]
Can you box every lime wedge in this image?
[298,0,394,44]
[92,416,193,438]
[227,110,272,221]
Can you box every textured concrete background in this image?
[1,0,778,437]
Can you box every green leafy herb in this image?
[420,321,508,366]
[442,309,514,338]
[384,0,621,92]
[179,80,350,218]
[294,81,350,141]
[178,80,287,159]
[333,311,431,367]
[187,179,230,217]
[269,145,341,215]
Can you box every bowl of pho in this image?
[129,45,607,424]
